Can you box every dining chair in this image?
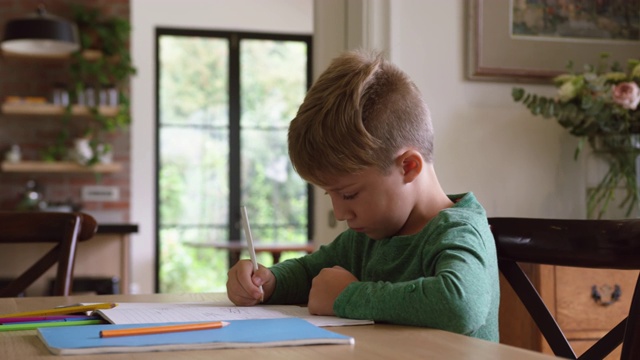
[0,211,98,297]
[489,217,640,360]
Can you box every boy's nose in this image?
[332,201,354,221]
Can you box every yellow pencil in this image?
[99,321,230,338]
[0,303,116,318]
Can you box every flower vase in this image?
[586,134,640,219]
[73,138,93,165]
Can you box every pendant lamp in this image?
[1,4,79,56]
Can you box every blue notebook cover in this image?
[37,317,354,355]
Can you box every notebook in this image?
[38,317,354,355]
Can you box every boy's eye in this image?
[342,193,358,200]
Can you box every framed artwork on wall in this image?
[467,0,640,83]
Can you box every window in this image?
[155,28,312,293]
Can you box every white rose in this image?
[557,81,578,102]
[612,82,640,110]
[556,76,584,103]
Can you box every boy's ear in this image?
[398,150,422,183]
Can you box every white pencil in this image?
[240,206,264,302]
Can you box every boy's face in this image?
[321,165,414,240]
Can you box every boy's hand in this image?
[308,266,357,316]
[226,259,275,306]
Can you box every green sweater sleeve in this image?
[333,222,495,337]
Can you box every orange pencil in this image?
[99,321,230,338]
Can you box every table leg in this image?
[228,250,241,268]
[121,234,130,294]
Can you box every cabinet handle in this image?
[591,284,621,306]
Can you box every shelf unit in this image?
[1,161,122,174]
[1,49,103,61]
[1,49,124,174]
[1,103,123,173]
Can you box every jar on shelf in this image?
[99,84,118,107]
[51,83,69,106]
[84,85,96,107]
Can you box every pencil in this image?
[240,206,264,302]
[0,315,96,324]
[0,319,103,332]
[99,321,230,338]
[0,303,116,318]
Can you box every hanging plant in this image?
[42,4,136,166]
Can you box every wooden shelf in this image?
[1,102,119,117]
[1,161,122,173]
[1,49,104,61]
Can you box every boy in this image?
[226,50,499,341]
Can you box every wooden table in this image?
[186,241,315,264]
[0,293,559,360]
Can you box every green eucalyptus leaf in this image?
[512,88,525,101]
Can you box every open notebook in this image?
[38,317,355,355]
[89,302,373,327]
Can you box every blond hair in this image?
[288,50,433,186]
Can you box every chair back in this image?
[0,212,98,297]
[489,217,640,360]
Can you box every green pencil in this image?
[0,319,103,332]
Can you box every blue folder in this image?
[37,317,354,355]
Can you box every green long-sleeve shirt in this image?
[268,192,499,342]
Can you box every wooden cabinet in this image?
[499,264,639,359]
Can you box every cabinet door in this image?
[499,265,640,357]
[555,267,639,337]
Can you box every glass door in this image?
[156,29,312,293]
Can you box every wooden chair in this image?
[0,212,98,297]
[489,217,640,360]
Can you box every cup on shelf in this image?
[5,144,21,163]
[96,143,113,164]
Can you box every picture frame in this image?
[467,0,640,83]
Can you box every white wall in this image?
[130,0,313,294]
[131,0,587,293]
[388,0,585,218]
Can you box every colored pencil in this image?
[0,315,99,324]
[0,315,97,324]
[0,319,104,332]
[0,303,116,318]
[99,321,230,338]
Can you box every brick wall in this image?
[0,0,131,221]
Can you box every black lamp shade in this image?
[1,8,79,56]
